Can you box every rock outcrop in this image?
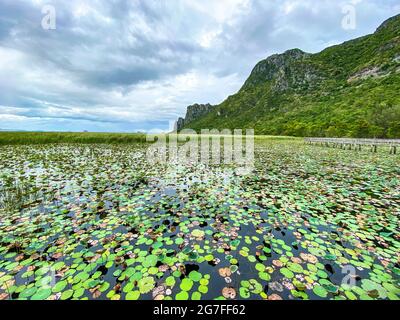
[347,66,385,82]
[174,117,185,132]
[175,103,214,131]
[242,48,324,92]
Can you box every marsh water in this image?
[0,140,399,300]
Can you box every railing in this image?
[304,138,400,154]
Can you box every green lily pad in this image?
[191,229,205,238]
[280,268,294,279]
[138,277,155,294]
[313,285,328,298]
[176,291,189,300]
[239,287,250,299]
[180,278,194,291]
[31,288,52,300]
[52,280,67,293]
[126,291,140,300]
[19,286,37,298]
[188,271,202,282]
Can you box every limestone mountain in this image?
[175,103,214,131]
[179,14,400,138]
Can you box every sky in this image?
[0,0,399,132]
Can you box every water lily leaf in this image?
[313,285,328,298]
[259,272,271,281]
[198,285,208,294]
[52,280,67,293]
[180,278,194,291]
[280,268,294,279]
[126,291,140,300]
[31,288,52,300]
[143,255,158,268]
[176,291,189,300]
[138,277,155,294]
[19,287,37,298]
[239,287,250,299]
[255,263,265,272]
[188,271,202,282]
[191,229,205,238]
[287,262,304,273]
[191,292,202,300]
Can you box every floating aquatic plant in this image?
[0,142,399,301]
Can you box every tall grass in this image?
[0,132,149,145]
[0,131,302,146]
[0,182,41,213]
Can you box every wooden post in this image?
[304,139,399,153]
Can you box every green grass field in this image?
[0,132,149,145]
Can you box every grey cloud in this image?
[82,67,160,88]
[0,1,201,89]
[0,0,398,132]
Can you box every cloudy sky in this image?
[0,0,399,132]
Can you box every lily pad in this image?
[138,277,155,294]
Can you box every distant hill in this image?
[179,14,400,138]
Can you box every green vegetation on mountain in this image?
[183,14,400,138]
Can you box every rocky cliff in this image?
[175,103,214,131]
[241,48,324,92]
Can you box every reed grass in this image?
[0,132,149,145]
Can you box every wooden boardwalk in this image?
[305,138,400,154]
